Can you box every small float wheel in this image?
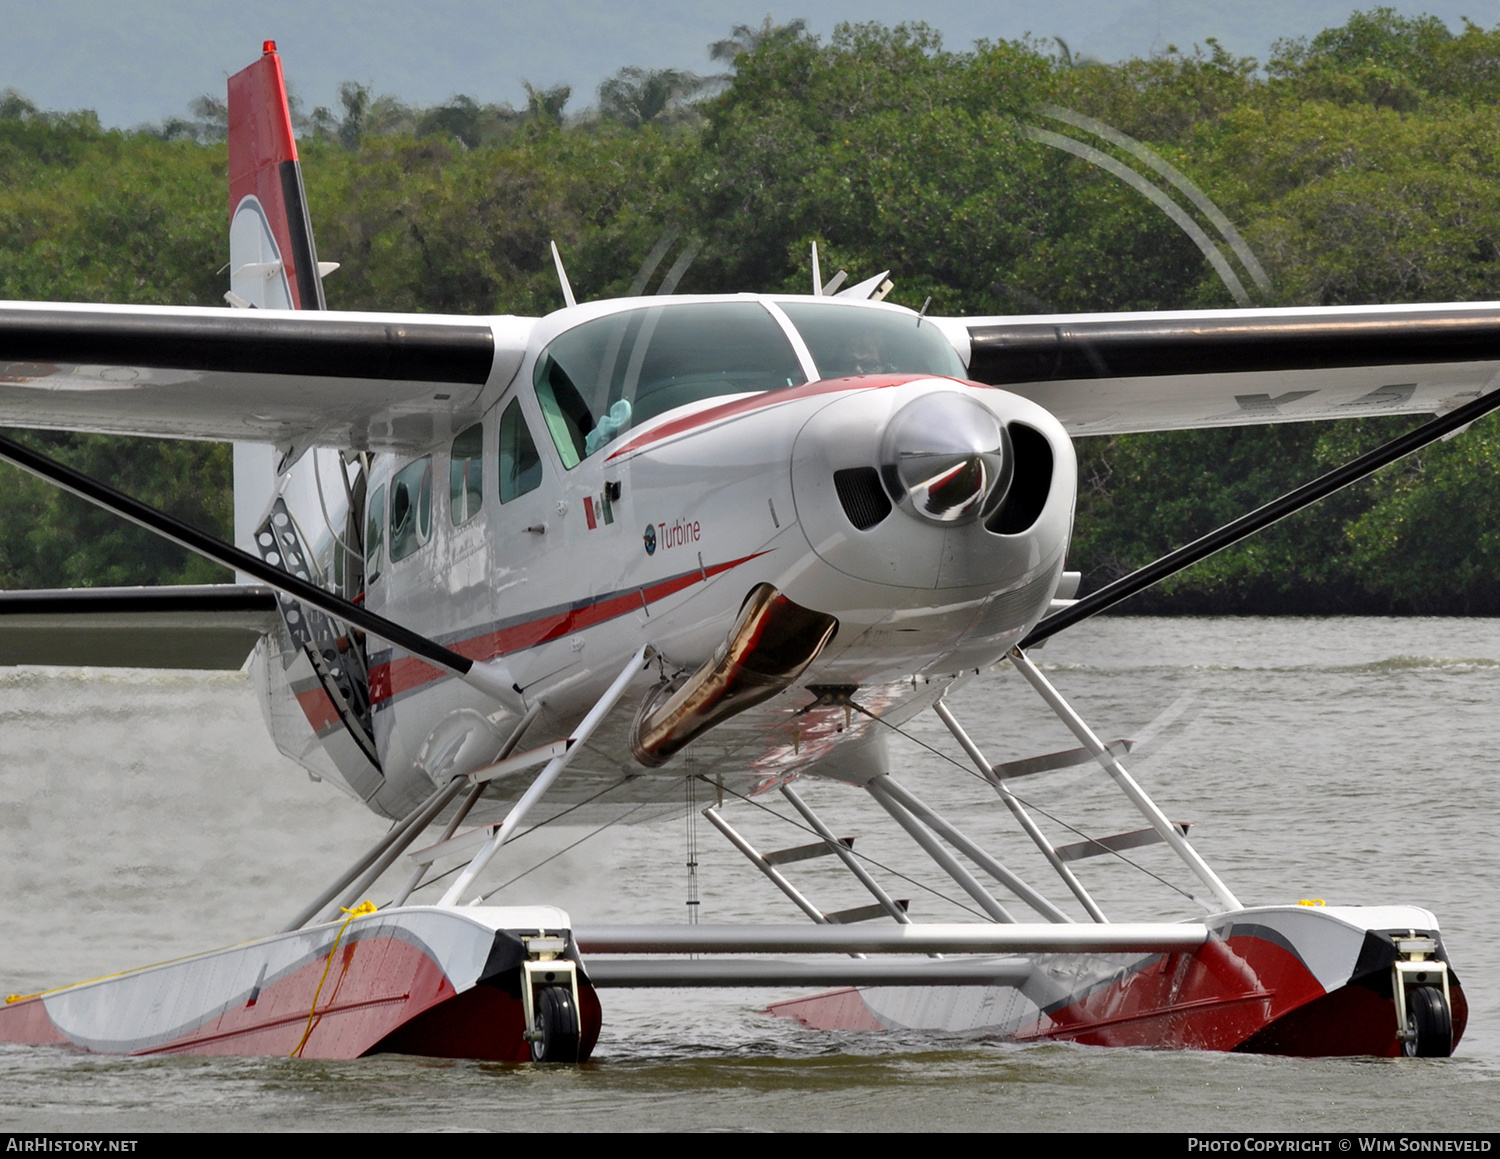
[530,986,581,1063]
[1404,986,1453,1058]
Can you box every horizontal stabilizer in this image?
[0,584,276,669]
[836,271,893,301]
[1054,822,1193,863]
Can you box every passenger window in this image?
[389,457,433,562]
[499,398,543,503]
[365,484,386,583]
[450,424,483,525]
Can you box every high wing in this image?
[936,301,1500,435]
[0,301,531,455]
[3,299,1498,454]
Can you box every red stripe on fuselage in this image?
[367,550,769,707]
[604,373,938,462]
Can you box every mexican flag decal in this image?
[584,491,615,530]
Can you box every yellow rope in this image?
[288,901,377,1058]
[6,934,279,1005]
[8,964,155,1004]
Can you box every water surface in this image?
[2,618,1497,1131]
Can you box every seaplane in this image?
[0,43,1484,1062]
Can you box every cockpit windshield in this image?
[780,301,966,380]
[534,301,806,468]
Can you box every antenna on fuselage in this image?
[838,270,894,301]
[550,240,578,308]
[810,240,849,296]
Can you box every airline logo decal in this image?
[654,517,701,551]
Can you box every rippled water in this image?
[2,618,1498,1131]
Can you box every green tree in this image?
[4,8,1500,609]
[597,67,706,129]
[707,16,810,69]
[521,82,571,126]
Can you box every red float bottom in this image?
[767,908,1468,1058]
[1,906,601,1062]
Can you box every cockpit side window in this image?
[450,423,483,525]
[533,302,806,467]
[499,397,544,502]
[365,484,386,584]
[389,456,433,562]
[535,355,591,469]
[779,301,966,380]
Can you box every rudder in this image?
[227,41,325,311]
[228,41,322,562]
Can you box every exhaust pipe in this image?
[632,584,839,767]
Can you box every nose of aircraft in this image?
[789,380,1064,595]
[878,392,1012,524]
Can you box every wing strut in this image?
[0,434,524,712]
[1023,377,1500,646]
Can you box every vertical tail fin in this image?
[227,41,325,311]
[226,45,382,794]
[229,42,321,569]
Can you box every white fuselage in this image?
[247,294,1078,819]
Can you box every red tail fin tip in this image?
[227,46,324,310]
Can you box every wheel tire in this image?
[530,986,581,1063]
[1404,986,1453,1058]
